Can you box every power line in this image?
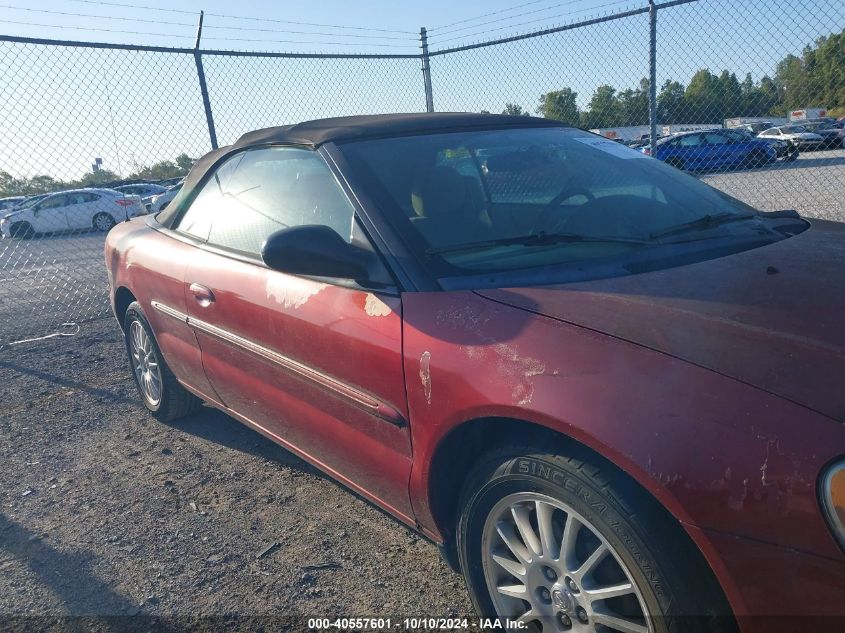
[0,4,195,27]
[65,0,197,15]
[202,22,413,41]
[204,12,416,35]
[431,0,562,31]
[63,0,416,34]
[201,36,417,48]
[431,0,590,37]
[0,18,416,50]
[0,4,414,41]
[0,18,191,39]
[428,0,637,46]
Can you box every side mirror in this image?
[261,225,370,280]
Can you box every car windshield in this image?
[786,125,808,133]
[341,127,789,279]
[13,195,44,210]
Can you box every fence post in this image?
[194,11,219,150]
[420,27,435,113]
[648,0,658,145]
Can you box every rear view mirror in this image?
[261,225,370,280]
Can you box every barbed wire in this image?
[430,0,565,31]
[427,0,640,46]
[430,0,592,37]
[63,0,416,34]
[0,18,192,39]
[0,4,196,27]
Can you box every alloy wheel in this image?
[94,213,115,231]
[481,492,653,633]
[129,320,162,407]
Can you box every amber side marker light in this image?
[821,461,845,551]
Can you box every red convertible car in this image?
[105,113,845,633]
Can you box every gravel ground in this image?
[0,318,472,630]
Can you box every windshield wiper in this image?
[426,232,650,256]
[649,212,757,240]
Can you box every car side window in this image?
[679,134,702,147]
[176,147,356,257]
[175,153,244,241]
[38,195,67,210]
[704,132,729,145]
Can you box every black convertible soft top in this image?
[157,112,566,227]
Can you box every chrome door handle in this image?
[189,283,215,307]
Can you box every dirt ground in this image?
[0,317,473,630]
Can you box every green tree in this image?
[657,80,685,123]
[717,70,742,119]
[77,169,120,188]
[175,153,195,173]
[536,88,579,126]
[617,78,650,126]
[582,84,620,128]
[501,103,530,116]
[684,69,721,122]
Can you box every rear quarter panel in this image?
[105,219,216,398]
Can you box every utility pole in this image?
[420,27,434,113]
[648,0,658,146]
[194,11,219,149]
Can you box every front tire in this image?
[9,221,35,239]
[457,447,734,633]
[124,302,201,422]
[665,157,685,171]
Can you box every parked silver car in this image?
[758,125,825,150]
[0,188,145,238]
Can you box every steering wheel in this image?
[530,186,595,235]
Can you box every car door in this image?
[30,194,70,233]
[63,192,96,230]
[174,146,415,519]
[676,133,704,167]
[702,131,739,168]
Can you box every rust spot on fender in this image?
[364,293,392,317]
[419,351,432,405]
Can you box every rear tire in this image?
[665,157,685,171]
[457,446,735,633]
[123,302,201,422]
[93,212,116,232]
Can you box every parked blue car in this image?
[644,128,777,171]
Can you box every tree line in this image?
[496,28,845,128]
[0,154,194,198]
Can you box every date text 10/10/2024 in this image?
[308,618,529,630]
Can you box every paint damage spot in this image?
[419,351,432,405]
[462,343,546,406]
[364,293,392,317]
[266,277,326,310]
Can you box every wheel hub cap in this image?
[481,492,653,632]
[129,320,162,407]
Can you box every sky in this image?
[1,0,843,180]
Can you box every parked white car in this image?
[0,188,145,238]
[758,125,825,150]
[114,183,168,198]
[0,196,27,211]
[147,181,183,213]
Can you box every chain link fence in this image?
[1,0,844,347]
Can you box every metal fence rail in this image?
[1,0,844,346]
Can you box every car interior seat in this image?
[410,166,492,247]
